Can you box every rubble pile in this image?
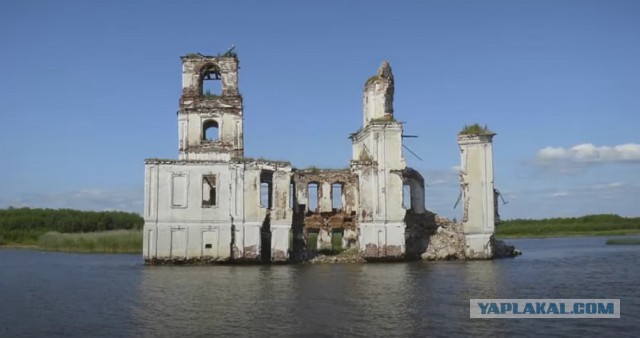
[421,216,467,260]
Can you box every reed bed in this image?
[37,230,142,253]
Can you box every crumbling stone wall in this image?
[178,54,244,160]
[291,169,358,254]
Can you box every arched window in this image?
[203,120,219,141]
[200,64,222,97]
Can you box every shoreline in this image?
[496,230,640,240]
[3,232,640,254]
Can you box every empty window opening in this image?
[331,183,343,210]
[202,175,216,207]
[260,183,272,208]
[203,120,219,141]
[307,230,319,251]
[331,230,344,253]
[201,65,222,97]
[402,184,411,209]
[204,243,212,249]
[260,171,273,209]
[308,183,319,212]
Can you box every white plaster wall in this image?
[144,222,233,260]
[182,62,195,90]
[180,112,242,151]
[218,58,239,96]
[149,163,231,223]
[318,229,332,251]
[358,223,405,257]
[270,224,291,260]
[362,81,392,125]
[241,223,261,258]
[143,161,287,261]
[243,169,264,221]
[458,135,495,259]
[272,171,293,221]
[180,152,232,161]
[320,182,332,212]
[385,173,405,221]
[460,138,495,235]
[357,168,373,220]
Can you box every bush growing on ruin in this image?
[459,123,493,135]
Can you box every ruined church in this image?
[142,51,505,263]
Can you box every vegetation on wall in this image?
[459,123,493,135]
[370,116,397,123]
[366,75,379,85]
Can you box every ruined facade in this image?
[143,52,508,264]
[458,132,497,259]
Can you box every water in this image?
[1,236,639,337]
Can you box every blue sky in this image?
[1,0,639,219]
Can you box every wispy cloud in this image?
[498,181,640,218]
[0,188,143,214]
[423,166,460,187]
[549,191,570,198]
[593,182,623,190]
[537,143,640,164]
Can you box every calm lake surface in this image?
[1,236,639,337]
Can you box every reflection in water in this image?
[1,236,639,337]
[135,265,302,336]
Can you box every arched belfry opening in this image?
[203,120,219,141]
[200,64,222,97]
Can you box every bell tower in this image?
[177,52,244,161]
[350,61,407,259]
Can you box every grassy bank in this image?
[496,214,640,238]
[0,207,143,245]
[37,230,142,253]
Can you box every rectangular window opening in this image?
[331,183,343,210]
[308,183,319,212]
[260,171,274,209]
[202,175,217,207]
[402,185,411,209]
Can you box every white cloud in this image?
[0,188,143,214]
[421,166,461,187]
[549,191,570,198]
[593,182,623,190]
[537,143,640,164]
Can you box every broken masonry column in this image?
[457,125,496,259]
[318,229,333,251]
[352,61,406,260]
[269,169,293,262]
[362,60,395,126]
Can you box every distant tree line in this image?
[0,207,144,245]
[497,214,640,237]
